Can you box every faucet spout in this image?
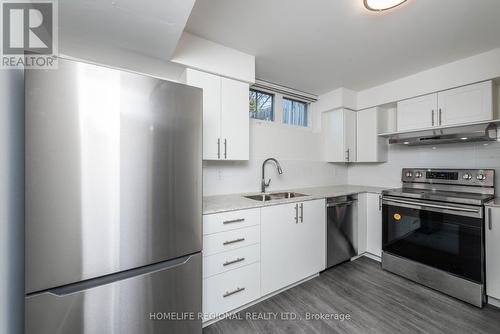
[261,158,283,193]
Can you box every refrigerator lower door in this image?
[26,253,201,334]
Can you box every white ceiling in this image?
[186,0,500,94]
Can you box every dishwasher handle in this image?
[326,200,357,208]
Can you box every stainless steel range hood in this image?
[387,123,498,146]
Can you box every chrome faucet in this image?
[261,158,283,193]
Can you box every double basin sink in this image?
[244,192,307,202]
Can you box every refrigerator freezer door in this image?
[25,59,203,293]
[26,253,202,334]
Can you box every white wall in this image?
[0,69,24,334]
[203,102,348,196]
[171,32,255,83]
[60,39,187,83]
[348,141,500,188]
[357,47,500,109]
[316,87,357,112]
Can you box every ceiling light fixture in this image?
[364,0,407,11]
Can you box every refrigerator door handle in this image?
[37,254,196,297]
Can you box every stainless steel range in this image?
[381,168,495,307]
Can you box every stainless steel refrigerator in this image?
[25,58,203,334]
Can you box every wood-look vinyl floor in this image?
[204,257,500,334]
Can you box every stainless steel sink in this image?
[244,192,307,202]
[244,194,272,202]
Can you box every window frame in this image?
[249,88,275,122]
[281,96,310,128]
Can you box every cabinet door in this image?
[357,107,387,162]
[323,109,356,162]
[184,70,221,160]
[486,206,500,300]
[397,94,437,131]
[261,199,325,296]
[366,193,382,257]
[220,77,249,160]
[357,193,368,255]
[298,199,326,275]
[344,109,357,163]
[438,81,493,126]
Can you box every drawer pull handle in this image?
[223,257,245,266]
[223,218,245,225]
[223,287,245,298]
[223,238,245,246]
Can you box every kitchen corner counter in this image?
[485,198,500,208]
[203,185,389,215]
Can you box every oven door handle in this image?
[383,198,480,214]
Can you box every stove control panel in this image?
[402,168,494,187]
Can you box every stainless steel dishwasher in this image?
[326,195,358,268]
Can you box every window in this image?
[282,97,308,127]
[249,89,274,121]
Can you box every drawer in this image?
[203,244,260,278]
[203,262,260,318]
[203,225,260,257]
[203,208,260,235]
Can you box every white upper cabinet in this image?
[182,69,221,160]
[220,77,250,160]
[261,199,325,296]
[397,93,437,131]
[438,81,493,126]
[356,107,387,162]
[182,68,249,160]
[396,81,495,132]
[323,109,356,163]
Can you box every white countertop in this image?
[203,184,389,214]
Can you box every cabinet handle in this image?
[223,238,245,246]
[223,287,245,298]
[379,195,382,211]
[223,218,245,225]
[488,207,492,230]
[300,203,304,223]
[217,138,221,159]
[439,108,442,125]
[294,204,299,223]
[224,138,227,159]
[431,110,435,126]
[223,257,245,266]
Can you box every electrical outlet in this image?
[217,168,224,181]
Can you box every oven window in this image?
[382,204,483,283]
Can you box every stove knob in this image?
[405,171,413,178]
[415,172,422,178]
[462,173,472,180]
[476,174,486,181]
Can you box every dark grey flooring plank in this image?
[204,257,500,334]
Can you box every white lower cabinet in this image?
[202,210,261,320]
[203,244,260,278]
[261,199,326,296]
[203,225,260,256]
[358,193,382,258]
[201,199,328,320]
[203,262,261,318]
[486,206,500,302]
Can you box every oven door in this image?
[382,197,484,283]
